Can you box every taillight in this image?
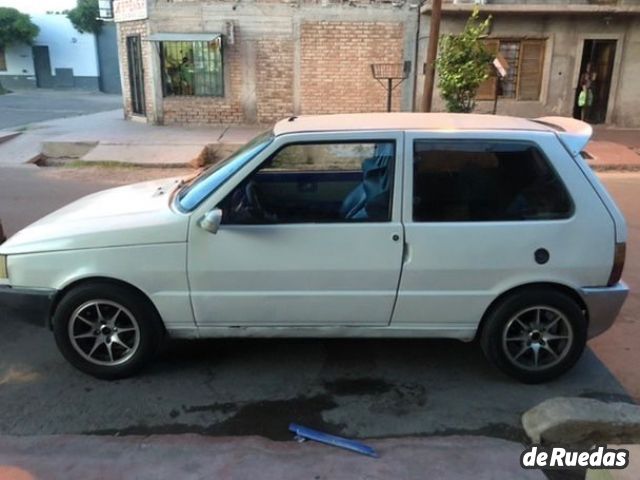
[607,242,626,286]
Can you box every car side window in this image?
[412,140,573,222]
[220,141,395,224]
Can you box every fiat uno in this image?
[0,113,628,382]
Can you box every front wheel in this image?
[53,282,163,379]
[480,288,587,383]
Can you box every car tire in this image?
[480,288,587,384]
[53,282,164,380]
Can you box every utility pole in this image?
[420,0,442,112]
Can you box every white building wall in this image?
[1,43,35,76]
[32,13,99,77]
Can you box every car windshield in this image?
[177,130,274,211]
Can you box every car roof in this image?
[273,113,550,136]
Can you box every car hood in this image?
[0,177,190,255]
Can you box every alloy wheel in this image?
[68,300,140,367]
[501,306,574,371]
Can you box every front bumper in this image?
[0,286,57,328]
[581,281,629,339]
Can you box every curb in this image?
[33,141,245,169]
[590,164,640,172]
[0,131,21,145]
[41,141,98,159]
[36,158,193,169]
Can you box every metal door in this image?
[32,46,53,88]
[126,36,145,115]
[187,131,406,327]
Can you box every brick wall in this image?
[163,33,245,125]
[117,15,408,125]
[300,21,405,114]
[164,36,293,124]
[165,0,403,4]
[256,38,295,123]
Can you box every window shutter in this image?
[517,39,545,101]
[476,40,499,101]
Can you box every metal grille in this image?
[126,36,145,115]
[499,41,519,98]
[161,39,224,97]
[98,0,113,19]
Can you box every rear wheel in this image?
[480,288,587,383]
[53,282,163,379]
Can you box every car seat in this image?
[340,143,394,221]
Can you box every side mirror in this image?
[199,208,222,234]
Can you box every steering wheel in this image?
[244,181,267,220]
[225,180,277,223]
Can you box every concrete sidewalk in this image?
[593,125,640,150]
[0,109,263,167]
[0,434,544,480]
[587,126,640,170]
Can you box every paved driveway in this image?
[0,90,122,130]
[0,167,634,441]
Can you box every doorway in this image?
[573,39,616,124]
[97,23,122,94]
[32,46,54,88]
[126,35,145,116]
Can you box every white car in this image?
[0,113,628,382]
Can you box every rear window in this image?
[413,140,573,222]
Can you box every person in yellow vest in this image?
[578,70,594,122]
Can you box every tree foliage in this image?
[0,7,39,48]
[67,0,102,34]
[436,9,492,113]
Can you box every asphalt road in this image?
[0,166,635,441]
[0,90,122,130]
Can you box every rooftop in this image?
[421,2,640,15]
[273,113,549,136]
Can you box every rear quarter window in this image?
[412,140,573,222]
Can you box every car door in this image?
[391,130,614,337]
[186,131,404,327]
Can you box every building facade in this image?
[112,0,418,125]
[0,12,121,93]
[419,0,640,127]
[112,0,640,127]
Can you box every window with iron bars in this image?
[160,39,224,97]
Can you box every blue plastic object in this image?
[289,423,379,458]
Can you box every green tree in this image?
[67,0,102,34]
[0,7,39,48]
[436,9,492,113]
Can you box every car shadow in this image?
[130,337,631,440]
[0,327,631,440]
